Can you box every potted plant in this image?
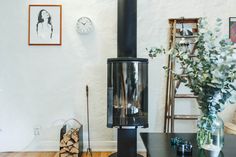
[148,18,236,152]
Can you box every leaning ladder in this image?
[164,18,199,133]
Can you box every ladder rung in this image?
[176,29,198,33]
[176,55,197,58]
[175,74,188,78]
[174,115,199,120]
[175,35,198,38]
[175,94,198,98]
[169,18,199,24]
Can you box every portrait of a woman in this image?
[36,9,53,39]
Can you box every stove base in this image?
[109,152,144,157]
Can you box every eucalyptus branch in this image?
[147,18,236,116]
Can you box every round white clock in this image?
[76,17,94,34]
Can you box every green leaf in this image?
[229,84,236,91]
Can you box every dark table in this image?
[140,133,236,157]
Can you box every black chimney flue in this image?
[118,0,137,58]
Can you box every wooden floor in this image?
[0,152,146,157]
[0,152,113,157]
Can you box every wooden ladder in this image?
[164,18,199,133]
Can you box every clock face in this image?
[76,17,94,34]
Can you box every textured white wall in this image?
[0,0,236,152]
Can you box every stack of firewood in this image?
[60,128,80,157]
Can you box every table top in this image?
[140,133,236,157]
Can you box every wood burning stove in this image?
[107,58,148,128]
[107,0,148,157]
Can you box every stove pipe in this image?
[107,0,148,128]
[117,0,137,58]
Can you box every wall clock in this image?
[76,17,94,34]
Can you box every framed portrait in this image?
[28,5,62,46]
[229,17,236,43]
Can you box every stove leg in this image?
[109,128,143,157]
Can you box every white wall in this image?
[0,0,236,152]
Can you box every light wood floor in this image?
[0,152,146,157]
[0,152,112,157]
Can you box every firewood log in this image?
[60,140,67,147]
[60,148,68,154]
[73,142,79,149]
[70,147,79,154]
[63,134,71,143]
[67,140,74,146]
[71,133,79,142]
